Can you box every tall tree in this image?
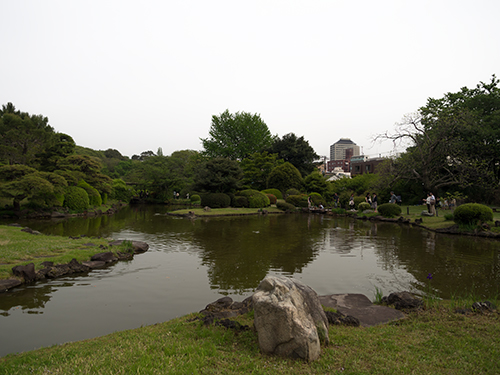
[201,110,273,160]
[376,76,500,201]
[268,133,319,177]
[240,151,283,190]
[0,103,56,166]
[267,162,303,196]
[193,157,243,193]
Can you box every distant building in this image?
[350,155,386,176]
[330,138,360,161]
[327,138,360,173]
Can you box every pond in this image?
[1,205,499,357]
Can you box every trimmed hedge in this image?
[261,189,283,200]
[64,186,90,211]
[200,193,231,208]
[266,194,277,205]
[276,201,296,212]
[309,192,325,206]
[286,188,301,197]
[358,202,372,211]
[378,203,401,218]
[236,189,270,208]
[233,196,249,208]
[190,194,201,202]
[77,180,102,206]
[286,194,308,207]
[453,203,493,226]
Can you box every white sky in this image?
[2,0,499,159]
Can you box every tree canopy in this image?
[268,133,319,177]
[240,151,283,191]
[201,110,273,160]
[193,157,243,193]
[376,75,500,203]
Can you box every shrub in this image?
[78,180,102,206]
[358,202,372,211]
[286,188,301,197]
[453,203,493,226]
[286,194,308,207]
[309,192,325,206]
[276,201,296,212]
[266,194,277,205]
[378,203,401,218]
[267,162,303,197]
[111,179,132,202]
[190,194,201,202]
[261,188,283,200]
[236,189,270,208]
[233,196,249,208]
[200,193,231,208]
[64,186,89,211]
[444,213,454,221]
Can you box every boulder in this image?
[199,296,252,326]
[252,276,329,362]
[108,240,149,254]
[91,251,118,263]
[0,279,22,293]
[12,263,36,282]
[382,291,423,311]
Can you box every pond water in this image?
[1,205,499,357]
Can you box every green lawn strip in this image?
[0,308,498,374]
[0,225,118,280]
[170,206,284,216]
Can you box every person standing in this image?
[390,191,397,204]
[349,194,355,210]
[429,192,436,216]
[372,193,378,212]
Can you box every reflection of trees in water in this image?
[364,221,500,299]
[192,214,324,293]
[0,282,55,315]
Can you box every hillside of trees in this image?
[1,76,499,214]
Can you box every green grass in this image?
[0,225,123,280]
[170,206,285,216]
[0,305,499,374]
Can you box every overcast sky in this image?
[2,0,499,159]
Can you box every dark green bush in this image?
[266,194,277,205]
[111,179,132,202]
[233,196,249,208]
[453,203,493,226]
[286,194,308,207]
[276,201,296,212]
[358,202,372,211]
[190,194,201,202]
[261,189,283,200]
[377,203,401,218]
[444,213,454,221]
[286,188,301,197]
[78,180,102,206]
[64,186,89,211]
[200,193,231,208]
[309,192,325,206]
[236,189,270,208]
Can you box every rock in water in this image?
[252,276,329,361]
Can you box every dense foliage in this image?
[235,189,270,208]
[201,110,273,160]
[378,203,402,218]
[453,203,493,226]
[267,162,303,196]
[200,193,231,208]
[268,133,319,177]
[63,186,89,211]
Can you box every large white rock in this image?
[252,276,329,361]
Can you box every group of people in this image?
[423,192,437,215]
[347,192,378,212]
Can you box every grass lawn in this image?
[0,303,498,374]
[0,225,127,280]
[169,206,285,216]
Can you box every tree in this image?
[38,133,76,172]
[193,157,243,193]
[201,110,273,160]
[240,151,283,191]
[268,133,319,177]
[0,103,56,166]
[267,162,303,196]
[303,171,328,195]
[376,76,500,202]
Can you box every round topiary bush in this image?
[233,196,249,208]
[236,189,270,208]
[358,202,372,211]
[286,188,301,197]
[77,180,102,206]
[266,194,277,205]
[261,189,283,200]
[377,203,401,218]
[309,192,325,206]
[200,193,231,208]
[190,194,201,202]
[276,201,296,212]
[64,186,90,211]
[453,203,493,226]
[286,194,308,207]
